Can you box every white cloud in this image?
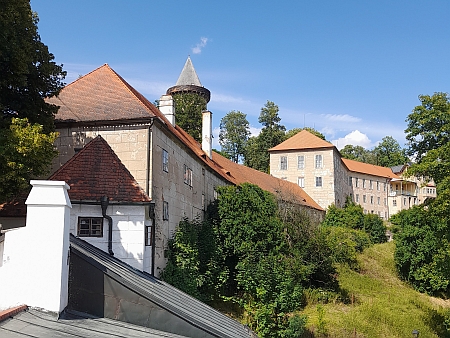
[331,130,372,150]
[322,114,361,123]
[192,37,208,54]
[249,126,261,137]
[211,93,251,105]
[212,127,220,148]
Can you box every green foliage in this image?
[340,144,377,164]
[0,118,57,202]
[172,92,207,142]
[373,136,408,167]
[393,205,450,295]
[160,217,226,302]
[244,101,286,173]
[0,0,66,132]
[219,110,250,163]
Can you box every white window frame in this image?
[280,156,287,170]
[315,176,322,187]
[297,155,305,169]
[298,177,305,188]
[315,155,323,169]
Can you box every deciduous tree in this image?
[373,136,408,167]
[172,93,207,142]
[219,110,250,163]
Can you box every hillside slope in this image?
[301,241,450,337]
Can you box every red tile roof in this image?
[0,305,27,322]
[212,152,323,211]
[342,158,399,179]
[269,130,334,152]
[48,64,160,123]
[50,136,151,203]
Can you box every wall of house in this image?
[70,204,150,272]
[54,125,151,192]
[350,173,390,219]
[333,151,353,208]
[270,148,339,210]
[150,124,228,275]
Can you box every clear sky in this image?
[30,0,450,150]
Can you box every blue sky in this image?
[31,0,450,150]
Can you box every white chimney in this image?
[0,180,72,313]
[202,110,212,159]
[159,94,175,126]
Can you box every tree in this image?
[373,136,408,167]
[405,92,450,184]
[0,0,66,132]
[172,93,207,142]
[0,118,58,202]
[219,110,250,163]
[340,144,376,164]
[244,101,286,173]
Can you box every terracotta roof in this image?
[50,136,151,203]
[269,130,334,152]
[0,193,28,218]
[342,158,399,179]
[0,305,27,322]
[48,64,161,123]
[212,152,323,211]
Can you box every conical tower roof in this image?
[166,57,210,103]
[176,56,202,86]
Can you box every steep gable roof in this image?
[48,64,161,123]
[269,130,334,152]
[175,56,202,86]
[342,158,399,179]
[212,152,323,211]
[50,136,151,203]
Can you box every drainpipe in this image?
[100,196,114,256]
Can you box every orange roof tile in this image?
[212,152,323,211]
[48,64,161,123]
[50,136,151,203]
[342,158,399,179]
[269,130,334,152]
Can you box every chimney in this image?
[202,110,212,159]
[159,94,175,126]
[0,180,72,313]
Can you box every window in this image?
[349,176,352,186]
[384,198,387,206]
[78,217,103,237]
[298,177,305,188]
[214,189,218,200]
[377,181,380,191]
[355,178,359,188]
[370,196,373,204]
[162,149,169,173]
[377,197,380,205]
[202,194,205,211]
[355,194,359,202]
[297,155,305,169]
[163,201,169,220]
[315,155,323,169]
[393,199,397,206]
[383,183,386,192]
[184,164,193,186]
[404,198,407,206]
[315,177,322,187]
[280,156,287,170]
[145,225,153,246]
[363,179,366,189]
[369,180,373,190]
[363,195,366,203]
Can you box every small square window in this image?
[315,177,322,187]
[163,201,169,220]
[162,149,169,173]
[297,155,305,169]
[315,155,322,169]
[78,217,103,237]
[280,156,287,170]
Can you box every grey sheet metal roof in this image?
[0,308,188,338]
[176,56,202,86]
[70,235,257,338]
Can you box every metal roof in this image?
[176,57,202,86]
[70,235,257,338]
[0,308,189,337]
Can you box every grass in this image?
[300,241,450,337]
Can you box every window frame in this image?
[315,176,322,187]
[145,225,153,246]
[163,201,169,220]
[162,149,169,173]
[77,217,103,237]
[280,156,287,170]
[297,155,305,169]
[298,177,305,188]
[183,164,193,186]
[315,154,323,169]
